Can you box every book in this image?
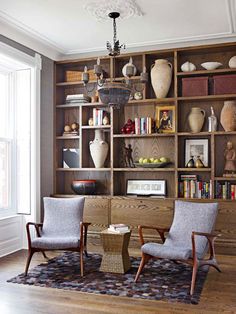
[108,224,130,232]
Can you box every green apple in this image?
[139,157,144,164]
[150,158,155,163]
[160,157,169,163]
[143,158,148,164]
[153,159,159,163]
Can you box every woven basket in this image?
[66,70,97,82]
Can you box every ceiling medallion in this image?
[84,0,143,21]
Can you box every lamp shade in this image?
[98,82,131,106]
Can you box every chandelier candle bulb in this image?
[141,66,148,83]
[82,66,89,84]
[94,58,103,77]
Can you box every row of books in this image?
[107,224,130,233]
[134,117,153,134]
[215,181,236,200]
[93,108,109,126]
[178,175,213,199]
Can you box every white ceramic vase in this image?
[89,130,108,168]
[151,59,173,98]
[220,101,236,131]
[188,107,206,133]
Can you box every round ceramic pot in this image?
[89,129,108,168]
[220,101,236,131]
[150,59,173,98]
[188,107,205,133]
[71,180,96,195]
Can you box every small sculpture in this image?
[195,156,205,168]
[88,118,94,126]
[124,144,134,168]
[186,156,195,168]
[224,141,236,176]
[63,122,79,136]
[181,61,196,72]
[103,115,109,125]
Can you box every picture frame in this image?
[126,179,166,196]
[156,105,175,133]
[185,139,209,167]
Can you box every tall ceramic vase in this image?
[188,107,205,133]
[220,100,236,131]
[89,130,108,168]
[151,59,173,98]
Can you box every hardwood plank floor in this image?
[0,247,235,314]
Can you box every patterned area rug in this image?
[7,252,208,304]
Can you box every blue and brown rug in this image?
[7,252,208,304]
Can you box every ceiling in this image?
[0,0,236,60]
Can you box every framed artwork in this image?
[126,179,166,196]
[185,139,209,167]
[156,105,175,133]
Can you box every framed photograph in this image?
[185,139,209,167]
[156,105,175,133]
[126,179,166,196]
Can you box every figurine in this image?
[124,144,134,167]
[195,156,205,168]
[88,118,94,126]
[224,141,236,176]
[103,115,109,125]
[186,156,195,168]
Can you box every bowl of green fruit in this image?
[134,157,171,168]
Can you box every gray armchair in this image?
[25,197,89,276]
[135,200,221,295]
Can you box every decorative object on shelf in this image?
[88,118,94,126]
[181,61,196,72]
[134,158,171,168]
[228,56,236,68]
[123,144,134,168]
[188,107,205,133]
[91,91,99,103]
[134,91,143,100]
[201,62,222,70]
[63,123,79,136]
[89,129,108,168]
[213,74,236,95]
[195,156,205,168]
[63,148,80,168]
[223,141,236,177]
[182,77,208,97]
[220,100,236,131]
[179,174,212,199]
[186,156,195,168]
[134,117,152,134]
[122,57,137,78]
[66,94,91,104]
[126,179,166,196]
[121,119,135,134]
[81,12,148,108]
[102,115,109,125]
[156,105,175,133]
[208,106,217,132]
[151,59,172,98]
[71,180,96,195]
[185,139,209,167]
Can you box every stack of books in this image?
[93,108,109,126]
[107,224,130,233]
[178,174,213,199]
[134,117,153,134]
[215,181,236,199]
[66,94,91,104]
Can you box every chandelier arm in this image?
[134,83,145,93]
[84,83,96,93]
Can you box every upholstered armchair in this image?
[25,197,90,276]
[135,200,221,295]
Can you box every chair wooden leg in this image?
[135,253,151,282]
[25,250,35,276]
[41,251,48,259]
[80,250,84,277]
[190,261,198,295]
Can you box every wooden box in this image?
[66,70,97,82]
[182,77,208,97]
[213,74,236,95]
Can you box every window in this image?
[0,44,41,218]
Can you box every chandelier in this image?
[82,12,148,108]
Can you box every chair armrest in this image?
[26,222,43,248]
[138,225,170,245]
[191,231,221,260]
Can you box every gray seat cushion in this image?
[31,237,80,249]
[142,242,192,260]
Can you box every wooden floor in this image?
[0,247,236,314]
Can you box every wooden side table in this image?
[100,229,131,274]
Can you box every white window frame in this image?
[0,42,41,221]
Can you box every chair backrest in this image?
[42,197,85,238]
[165,200,218,257]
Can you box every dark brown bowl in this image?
[71,180,96,195]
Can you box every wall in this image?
[0,35,54,255]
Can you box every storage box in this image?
[182,77,208,97]
[66,70,97,82]
[213,74,236,95]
